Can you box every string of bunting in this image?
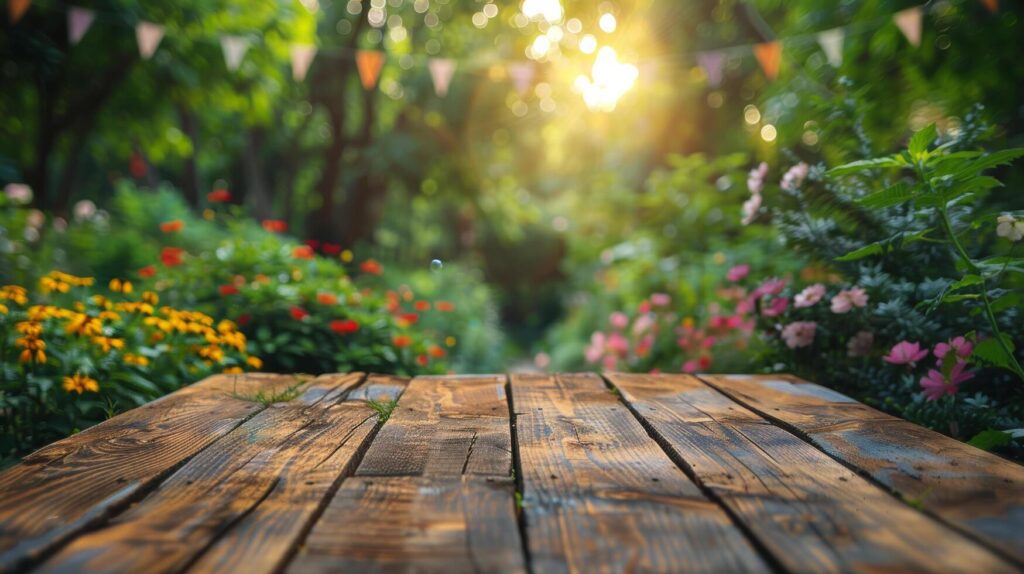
[6,0,1001,97]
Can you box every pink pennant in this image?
[507,62,535,95]
[67,7,94,44]
[894,7,923,47]
[290,45,317,81]
[135,21,165,60]
[428,58,456,97]
[696,51,726,88]
[355,50,385,90]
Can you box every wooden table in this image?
[1,373,1022,573]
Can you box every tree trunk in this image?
[243,127,273,219]
[177,103,202,207]
[53,113,98,213]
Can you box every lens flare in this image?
[574,47,639,112]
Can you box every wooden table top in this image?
[1,372,1022,573]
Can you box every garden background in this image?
[2,0,1023,463]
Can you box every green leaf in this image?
[835,228,932,262]
[967,430,1012,451]
[971,336,1016,370]
[916,176,1002,208]
[826,156,906,177]
[948,274,983,292]
[855,182,920,209]
[909,124,937,158]
[949,148,1024,180]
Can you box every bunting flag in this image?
[8,0,30,23]
[817,28,844,68]
[220,35,250,71]
[355,50,385,90]
[135,21,165,60]
[67,7,94,45]
[894,7,923,47]
[753,41,782,81]
[696,51,726,88]
[290,45,317,81]
[980,0,998,13]
[427,58,456,97]
[507,62,535,95]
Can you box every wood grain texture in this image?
[356,375,513,478]
[510,373,768,574]
[701,374,1024,566]
[609,373,1018,574]
[288,476,526,574]
[0,373,294,572]
[32,373,394,574]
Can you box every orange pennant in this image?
[980,0,998,13]
[355,50,385,90]
[753,41,782,81]
[9,0,30,23]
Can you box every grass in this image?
[230,379,307,406]
[366,398,398,423]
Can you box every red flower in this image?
[305,239,321,250]
[401,313,419,324]
[219,285,239,296]
[393,335,412,348]
[699,355,713,370]
[414,300,431,312]
[207,188,231,203]
[237,313,252,326]
[160,219,184,233]
[138,265,156,278]
[290,306,308,321]
[428,345,446,358]
[160,247,185,267]
[129,152,147,178]
[330,319,360,334]
[293,245,315,259]
[262,219,288,233]
[416,354,428,366]
[435,301,455,312]
[317,293,339,305]
[360,259,383,275]
[322,243,342,255]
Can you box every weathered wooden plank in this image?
[356,375,512,478]
[609,373,1019,573]
[32,373,398,574]
[0,373,295,572]
[288,476,526,574]
[701,374,1024,566]
[510,373,768,573]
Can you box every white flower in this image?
[4,183,32,205]
[747,162,768,195]
[741,193,762,226]
[781,162,809,191]
[73,199,97,222]
[996,214,1023,242]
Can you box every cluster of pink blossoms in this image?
[584,294,671,371]
[884,337,976,400]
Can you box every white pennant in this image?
[290,44,317,81]
[220,35,250,71]
[135,22,165,60]
[67,7,94,45]
[427,58,456,97]
[817,28,844,67]
[507,62,535,95]
[894,7,923,47]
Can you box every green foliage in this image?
[365,397,398,424]
[230,380,306,407]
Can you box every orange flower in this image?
[400,313,419,325]
[262,219,288,233]
[392,335,412,348]
[416,354,428,366]
[330,319,359,334]
[360,259,383,275]
[160,220,184,233]
[138,265,156,278]
[207,188,231,203]
[293,245,315,259]
[219,285,239,296]
[160,247,185,267]
[428,345,446,358]
[435,301,455,312]
[317,293,339,305]
[414,300,431,312]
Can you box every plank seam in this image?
[695,374,1024,570]
[600,374,788,574]
[505,374,535,574]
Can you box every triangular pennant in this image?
[67,7,95,45]
[9,0,30,23]
[753,41,782,81]
[980,0,998,13]
[290,44,317,81]
[696,51,726,87]
[427,58,456,97]
[355,50,385,90]
[507,62,535,94]
[817,28,844,68]
[135,21,165,60]
[220,35,250,71]
[894,7,923,47]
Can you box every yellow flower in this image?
[445,336,457,347]
[124,353,150,367]
[91,336,125,354]
[62,374,99,394]
[109,278,133,294]
[15,321,43,337]
[66,313,102,337]
[16,337,46,364]
[223,366,244,374]
[0,285,27,305]
[341,249,354,263]
[0,303,7,315]
[142,291,159,305]
[246,356,263,369]
[99,311,121,322]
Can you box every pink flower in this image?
[602,355,618,371]
[780,162,809,191]
[682,359,699,373]
[609,312,629,330]
[884,341,929,366]
[637,300,651,314]
[741,193,762,225]
[747,162,768,194]
[920,361,975,401]
[736,296,756,315]
[726,264,750,282]
[847,331,874,358]
[584,332,606,364]
[632,314,656,336]
[753,278,786,299]
[934,336,973,362]
[830,287,869,314]
[794,284,826,308]
[762,297,789,317]
[781,321,817,349]
[607,333,629,356]
[650,293,671,307]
